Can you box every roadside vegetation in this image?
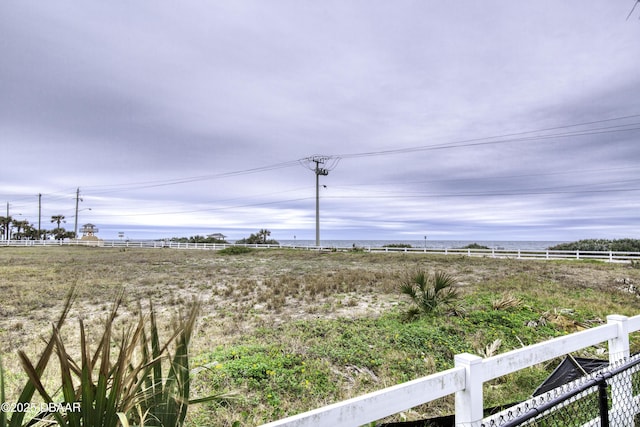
[170,235,229,244]
[460,243,491,250]
[1,247,639,425]
[235,229,279,245]
[548,238,640,252]
[0,214,76,241]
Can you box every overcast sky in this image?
[1,1,639,242]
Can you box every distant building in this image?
[80,223,100,240]
[207,233,227,241]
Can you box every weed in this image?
[492,293,523,310]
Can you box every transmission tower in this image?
[300,155,340,246]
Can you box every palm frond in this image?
[432,271,457,293]
[399,282,418,302]
[9,288,75,427]
[400,270,461,318]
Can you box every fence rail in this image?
[259,315,640,427]
[2,239,639,262]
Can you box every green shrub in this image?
[548,238,640,252]
[218,246,254,255]
[400,270,461,319]
[460,243,490,250]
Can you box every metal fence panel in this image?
[481,354,640,427]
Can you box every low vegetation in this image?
[548,238,640,252]
[0,247,639,425]
[382,243,413,248]
[235,229,279,245]
[460,243,491,250]
[170,235,228,244]
[400,270,461,319]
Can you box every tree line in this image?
[235,229,279,245]
[0,214,75,240]
[170,229,279,245]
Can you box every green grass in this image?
[187,299,624,425]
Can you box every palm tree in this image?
[51,215,65,228]
[12,219,30,240]
[400,270,460,318]
[51,215,66,240]
[258,229,271,244]
[0,215,13,240]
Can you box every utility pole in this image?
[300,155,340,247]
[314,158,328,246]
[5,202,8,240]
[74,187,81,239]
[38,193,42,240]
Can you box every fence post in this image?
[607,315,630,362]
[455,353,484,426]
[607,315,631,427]
[597,379,610,427]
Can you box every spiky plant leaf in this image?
[399,282,418,302]
[9,288,75,427]
[1,357,7,427]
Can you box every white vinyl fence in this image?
[2,239,640,262]
[260,314,640,427]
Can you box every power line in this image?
[323,187,640,200]
[83,159,302,195]
[6,113,637,201]
[336,116,640,160]
[3,113,639,230]
[92,196,315,217]
[342,164,638,186]
[627,0,640,20]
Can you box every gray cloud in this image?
[2,1,639,241]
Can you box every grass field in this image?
[1,246,640,426]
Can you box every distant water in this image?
[277,240,566,251]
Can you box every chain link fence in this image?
[481,353,640,427]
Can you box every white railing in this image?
[369,246,640,262]
[260,314,640,427]
[2,239,639,262]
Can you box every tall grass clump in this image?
[2,289,228,427]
